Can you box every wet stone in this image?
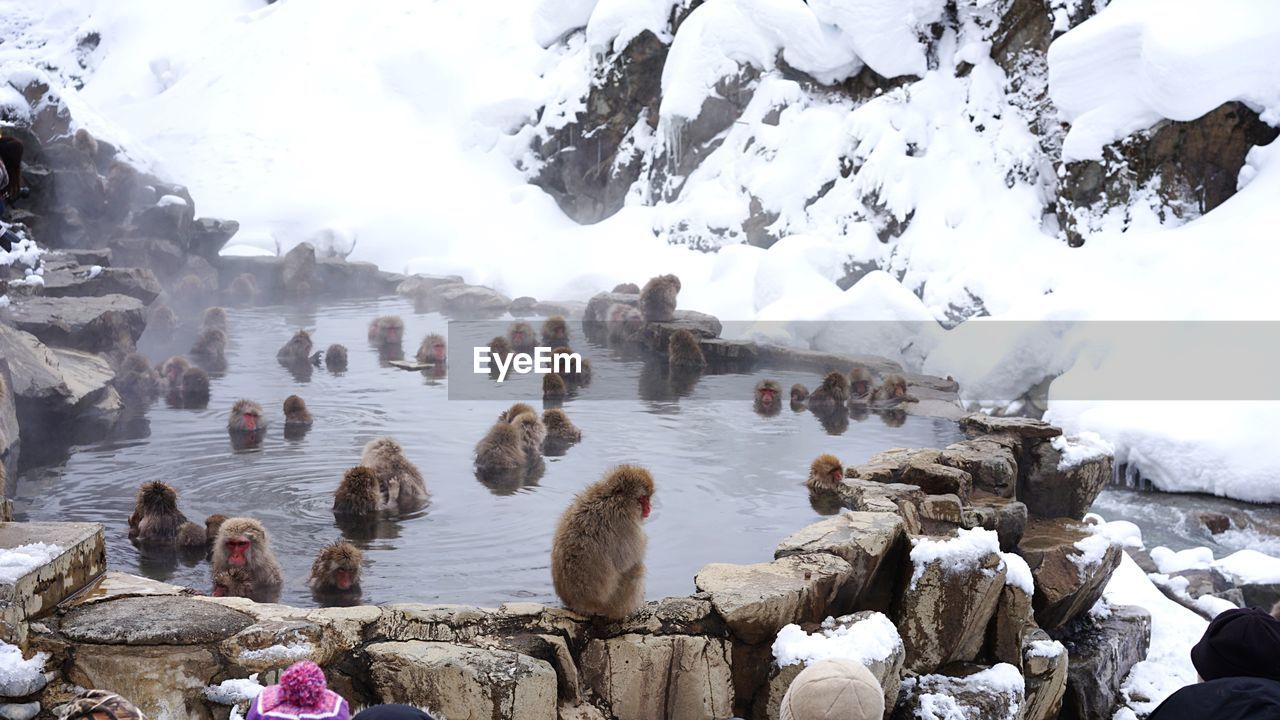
[59,596,255,645]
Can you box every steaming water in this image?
[13,297,965,608]
[1094,486,1280,558]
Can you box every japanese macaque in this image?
[754,379,782,416]
[475,421,526,473]
[543,372,567,402]
[361,437,429,512]
[148,304,179,340]
[551,465,654,619]
[116,353,161,404]
[277,330,313,365]
[541,408,582,456]
[606,303,644,344]
[228,399,266,433]
[211,517,283,602]
[225,273,259,308]
[104,160,139,221]
[807,371,850,415]
[639,274,680,322]
[612,282,640,294]
[213,567,256,600]
[160,356,190,392]
[508,322,536,354]
[73,128,99,164]
[790,383,809,412]
[201,307,228,332]
[512,411,547,462]
[190,327,228,372]
[488,335,512,367]
[283,395,313,427]
[499,403,537,423]
[848,367,873,403]
[368,316,405,346]
[176,521,206,548]
[552,346,592,386]
[205,514,227,545]
[127,481,190,543]
[415,333,447,366]
[180,367,210,407]
[541,316,570,347]
[171,274,217,311]
[325,344,348,371]
[667,329,706,370]
[869,373,918,406]
[334,466,379,516]
[309,541,363,599]
[805,454,846,492]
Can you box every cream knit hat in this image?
[779,660,884,720]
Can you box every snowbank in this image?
[772,612,902,667]
[0,543,63,584]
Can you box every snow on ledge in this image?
[772,612,902,667]
[908,527,1002,589]
[0,543,64,584]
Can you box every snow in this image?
[1071,531,1114,578]
[908,527,1002,589]
[204,674,264,705]
[87,265,103,279]
[808,0,945,79]
[1000,551,1034,595]
[1084,516,1144,550]
[1026,639,1064,659]
[0,543,63,584]
[1149,546,1214,575]
[902,663,1025,719]
[156,194,188,207]
[772,612,902,668]
[0,642,48,698]
[1213,549,1280,585]
[237,642,314,664]
[1053,432,1113,470]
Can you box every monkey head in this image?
[229,399,264,432]
[205,514,228,542]
[849,367,873,397]
[755,379,781,410]
[809,454,845,489]
[543,408,570,432]
[423,334,447,363]
[500,403,536,423]
[605,465,655,520]
[314,541,363,591]
[790,384,809,403]
[543,373,567,399]
[283,395,307,416]
[203,307,228,329]
[822,371,850,394]
[216,517,269,569]
[137,481,179,513]
[370,316,405,345]
[161,357,190,385]
[508,322,534,349]
[883,373,909,399]
[542,316,569,345]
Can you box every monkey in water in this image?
[180,367,210,408]
[754,379,782,416]
[361,437,429,512]
[848,367,873,404]
[551,465,654,619]
[211,518,283,603]
[415,333,447,367]
[606,303,644,345]
[508,322,536,354]
[160,356,190,394]
[171,274,217,312]
[190,327,228,372]
[543,373,567,403]
[612,282,640,294]
[202,307,228,333]
[368,316,405,346]
[551,346,592,386]
[541,316,570,347]
[224,273,258,308]
[309,541,363,604]
[127,481,190,543]
[325,344,348,371]
[790,383,809,412]
[488,336,512,373]
[333,466,380,517]
[541,408,582,456]
[807,371,850,416]
[176,520,207,552]
[475,421,526,474]
[805,454,845,492]
[205,514,227,545]
[148,305,179,341]
[116,353,161,405]
[668,329,706,370]
[283,395,313,427]
[277,330,313,366]
[869,373,918,406]
[639,274,680,322]
[498,403,537,423]
[228,399,265,433]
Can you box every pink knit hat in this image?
[247,661,351,720]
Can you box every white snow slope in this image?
[3,0,1280,500]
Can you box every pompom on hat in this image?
[248,661,350,720]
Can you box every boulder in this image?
[5,294,145,354]
[699,338,761,370]
[531,300,588,319]
[695,554,852,644]
[1050,605,1151,720]
[108,236,186,276]
[960,414,1062,440]
[900,461,972,503]
[971,496,1029,552]
[1022,632,1069,720]
[1019,519,1122,630]
[0,703,39,720]
[1240,581,1280,612]
[59,596,255,645]
[65,644,221,720]
[508,296,538,316]
[188,218,239,259]
[893,663,1026,720]
[843,479,928,535]
[39,265,162,305]
[0,359,18,477]
[894,532,1008,673]
[366,641,557,720]
[584,291,638,323]
[939,438,1019,498]
[775,512,906,608]
[432,284,512,318]
[581,634,733,720]
[1198,512,1231,535]
[315,258,392,297]
[1021,437,1112,520]
[133,196,194,247]
[760,611,904,720]
[988,565,1036,670]
[281,241,317,295]
[757,346,903,378]
[602,594,725,638]
[632,310,724,349]
[0,325,114,414]
[395,274,467,298]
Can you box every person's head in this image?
[779,659,884,720]
[352,705,437,720]
[56,689,147,720]
[0,136,22,200]
[1191,607,1280,682]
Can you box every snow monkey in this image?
[180,367,210,407]
[334,466,380,517]
[325,344,348,371]
[283,395,313,427]
[225,273,258,308]
[116,353,160,405]
[807,371,850,415]
[361,437,429,512]
[309,541,363,596]
[668,329,706,370]
[160,356,190,393]
[498,403,537,423]
[211,517,283,602]
[606,303,644,345]
[127,481,190,543]
[190,327,228,372]
[488,335,512,367]
[73,127,99,163]
[612,282,640,294]
[754,379,782,416]
[543,372,567,402]
[277,329,313,365]
[552,346,591,386]
[541,408,582,456]
[368,315,405,346]
[205,514,228,544]
[541,316,570,347]
[849,367,874,403]
[508,322,536,354]
[639,274,681,322]
[870,373,918,405]
[202,306,228,332]
[176,520,206,549]
[806,454,846,492]
[227,399,266,433]
[415,333,447,366]
[149,304,179,340]
[790,383,809,412]
[474,421,526,474]
[551,465,655,619]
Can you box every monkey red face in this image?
[893,382,907,398]
[386,327,402,343]
[853,381,869,395]
[829,468,843,484]
[638,495,651,519]
[333,568,355,590]
[167,367,182,383]
[432,342,445,361]
[225,537,251,566]
[241,413,258,431]
[759,388,776,407]
[512,330,526,344]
